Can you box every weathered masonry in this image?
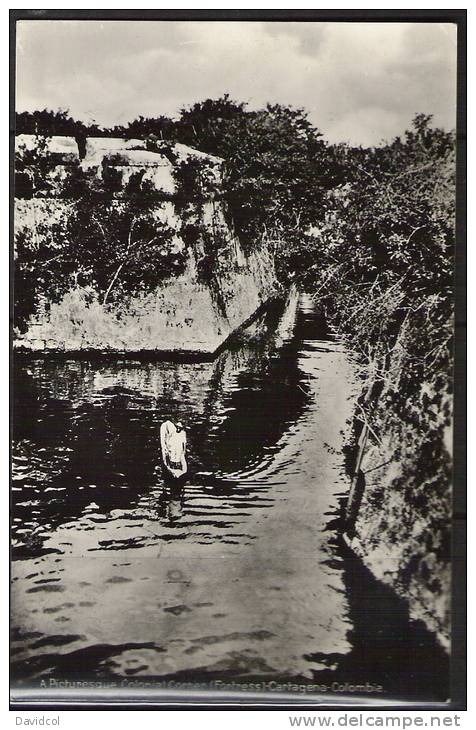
[14,135,278,356]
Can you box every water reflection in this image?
[12,291,309,556]
[11,290,448,700]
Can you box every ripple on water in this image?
[11,293,448,701]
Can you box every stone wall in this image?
[14,137,278,355]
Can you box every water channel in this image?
[11,291,449,702]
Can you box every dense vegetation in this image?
[15,100,455,355]
[307,115,455,624]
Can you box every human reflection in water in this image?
[151,481,185,524]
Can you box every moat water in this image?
[11,291,449,703]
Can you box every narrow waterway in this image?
[11,291,449,702]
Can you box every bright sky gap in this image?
[16,20,457,147]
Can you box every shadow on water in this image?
[303,530,450,702]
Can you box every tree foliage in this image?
[298,115,455,569]
[300,114,455,383]
[173,96,336,248]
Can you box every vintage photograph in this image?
[11,13,461,706]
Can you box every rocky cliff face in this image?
[14,137,278,355]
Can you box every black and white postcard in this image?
[10,10,466,708]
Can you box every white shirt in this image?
[168,430,186,462]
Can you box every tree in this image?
[176,94,248,154]
[121,115,177,141]
[15,108,98,137]
[175,97,334,251]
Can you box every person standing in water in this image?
[160,420,187,479]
